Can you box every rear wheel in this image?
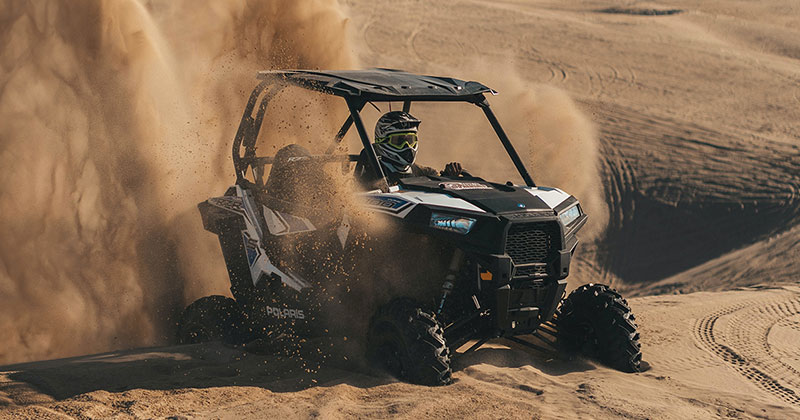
[555,283,642,372]
[367,298,452,386]
[177,295,247,344]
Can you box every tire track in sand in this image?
[693,290,800,405]
[587,101,800,286]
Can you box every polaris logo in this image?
[440,182,492,190]
[266,306,305,320]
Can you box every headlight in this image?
[558,204,581,227]
[430,213,476,234]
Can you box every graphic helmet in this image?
[373,111,421,173]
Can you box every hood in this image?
[396,177,572,215]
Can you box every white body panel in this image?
[362,190,486,218]
[523,186,571,209]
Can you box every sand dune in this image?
[2,0,800,418]
[3,286,799,418]
[582,101,800,290]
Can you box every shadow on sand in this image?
[1,340,378,403]
[454,339,597,376]
[1,337,597,404]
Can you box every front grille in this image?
[514,264,548,278]
[505,222,559,265]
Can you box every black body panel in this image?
[399,176,552,213]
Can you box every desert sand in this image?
[2,286,800,418]
[2,0,799,418]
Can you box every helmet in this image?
[373,111,421,173]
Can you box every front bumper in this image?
[487,218,578,336]
[495,278,567,335]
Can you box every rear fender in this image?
[199,196,246,235]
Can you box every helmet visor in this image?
[378,132,418,150]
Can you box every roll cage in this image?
[232,68,535,191]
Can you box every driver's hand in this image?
[442,162,463,176]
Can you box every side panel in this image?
[198,199,251,301]
[198,193,322,337]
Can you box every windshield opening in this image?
[340,100,527,185]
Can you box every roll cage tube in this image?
[476,98,536,187]
[232,75,535,189]
[324,101,365,154]
[347,98,390,191]
[232,80,384,189]
[233,80,282,186]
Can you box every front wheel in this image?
[367,298,452,386]
[555,283,642,372]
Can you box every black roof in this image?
[257,69,496,102]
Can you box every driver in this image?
[354,111,465,187]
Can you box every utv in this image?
[178,69,642,385]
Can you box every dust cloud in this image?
[0,0,604,365]
[489,75,605,239]
[0,0,354,364]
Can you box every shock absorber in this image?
[437,249,463,315]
